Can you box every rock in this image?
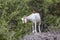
[21,32,60,40]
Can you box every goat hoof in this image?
[35,30,37,33]
[32,31,35,33]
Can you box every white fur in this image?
[21,13,41,33]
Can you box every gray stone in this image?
[21,32,60,40]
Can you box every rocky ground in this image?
[21,32,60,40]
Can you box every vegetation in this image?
[0,0,60,40]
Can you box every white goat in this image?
[21,13,41,33]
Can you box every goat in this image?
[21,13,41,33]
